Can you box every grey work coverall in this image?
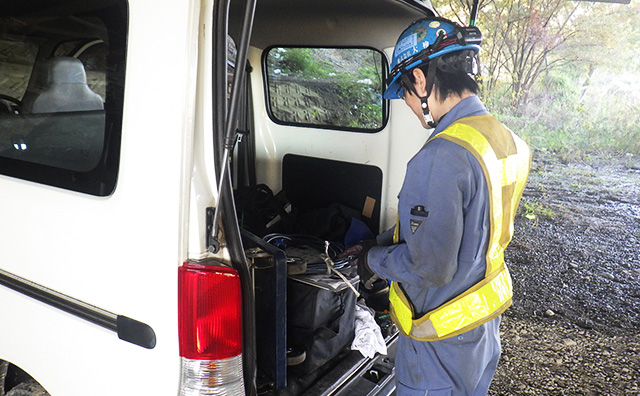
[368,96,502,396]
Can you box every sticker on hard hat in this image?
[429,21,441,28]
[412,26,428,42]
[395,34,417,57]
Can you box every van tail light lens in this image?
[178,262,244,395]
[178,262,242,359]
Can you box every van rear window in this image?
[0,1,128,196]
[264,47,387,132]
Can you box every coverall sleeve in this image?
[367,139,478,288]
[376,227,395,246]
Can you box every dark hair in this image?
[404,53,479,101]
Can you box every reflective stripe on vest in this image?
[389,114,531,341]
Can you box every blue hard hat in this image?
[384,17,481,100]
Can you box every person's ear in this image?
[412,68,428,97]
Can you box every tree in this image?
[440,0,583,110]
[440,0,640,155]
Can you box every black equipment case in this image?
[287,273,359,374]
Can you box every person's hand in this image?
[357,253,379,290]
[340,240,378,289]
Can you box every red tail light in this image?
[178,262,242,360]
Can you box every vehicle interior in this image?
[227,0,435,394]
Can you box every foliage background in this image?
[440,0,640,161]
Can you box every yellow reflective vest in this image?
[389,114,531,341]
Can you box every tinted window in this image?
[0,1,127,196]
[265,47,386,132]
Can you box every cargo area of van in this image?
[222,1,435,393]
[233,157,394,394]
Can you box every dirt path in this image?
[489,152,640,395]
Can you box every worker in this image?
[349,17,531,395]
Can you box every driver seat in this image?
[22,57,104,114]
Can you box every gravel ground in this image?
[489,152,640,395]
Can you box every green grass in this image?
[521,199,555,221]
[494,109,640,163]
[486,69,640,161]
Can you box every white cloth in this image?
[350,303,387,359]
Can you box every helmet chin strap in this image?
[420,97,436,128]
[400,61,440,128]
[420,61,439,129]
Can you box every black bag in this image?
[234,184,292,237]
[287,273,358,374]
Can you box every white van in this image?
[0,0,435,394]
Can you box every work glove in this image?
[340,240,379,290]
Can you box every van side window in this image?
[0,1,128,196]
[264,47,387,132]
